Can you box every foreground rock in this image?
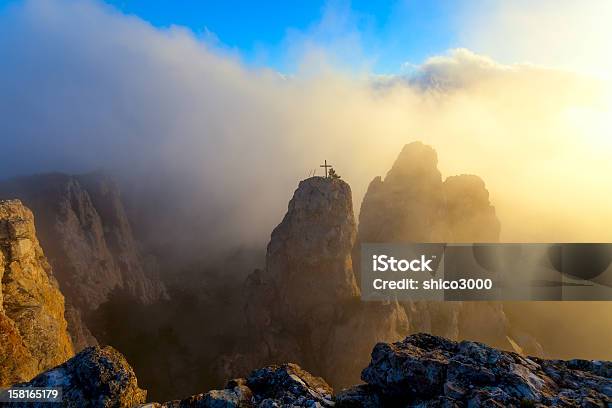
[340,333,611,407]
[154,364,334,408]
[152,334,610,407]
[0,173,167,350]
[5,333,607,407]
[10,346,146,408]
[0,200,73,386]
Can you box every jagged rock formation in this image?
[148,334,611,407]
[358,142,450,244]
[355,142,539,354]
[229,177,408,388]
[357,141,500,248]
[343,333,611,407]
[247,176,359,329]
[0,173,166,351]
[443,174,501,242]
[155,364,334,408]
[0,200,73,386]
[11,346,146,408]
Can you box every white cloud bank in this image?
[455,0,612,80]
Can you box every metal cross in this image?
[320,160,332,178]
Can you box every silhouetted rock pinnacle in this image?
[355,141,540,355]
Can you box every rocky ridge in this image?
[340,333,611,407]
[0,173,167,351]
[11,333,609,407]
[0,200,73,387]
[165,334,612,407]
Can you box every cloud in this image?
[0,0,611,254]
[454,0,612,79]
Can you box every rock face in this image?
[443,174,500,242]
[346,333,611,407]
[357,141,500,249]
[0,200,73,386]
[0,173,167,350]
[153,334,610,408]
[233,177,408,388]
[358,142,450,244]
[11,346,146,408]
[355,142,538,354]
[248,176,359,330]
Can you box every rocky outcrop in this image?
[155,364,334,408]
[150,334,611,407]
[0,173,166,350]
[355,142,539,354]
[11,346,146,408]
[343,333,611,407]
[231,177,408,388]
[247,176,360,331]
[0,200,73,386]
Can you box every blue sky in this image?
[99,0,460,73]
[1,0,610,76]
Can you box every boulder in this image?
[12,346,146,408]
[150,363,333,408]
[359,333,611,407]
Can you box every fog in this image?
[1,0,612,253]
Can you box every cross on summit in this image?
[320,160,332,178]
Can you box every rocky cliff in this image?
[0,173,167,351]
[228,177,408,388]
[18,333,608,407]
[356,142,538,354]
[0,200,73,387]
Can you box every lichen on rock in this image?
[11,345,146,408]
[353,333,611,407]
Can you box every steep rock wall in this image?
[231,177,408,388]
[0,173,166,351]
[0,200,73,386]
